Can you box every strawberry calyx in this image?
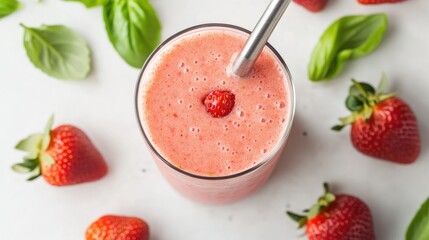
[332,73,396,131]
[12,116,55,181]
[287,183,336,228]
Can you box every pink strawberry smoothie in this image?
[137,25,294,203]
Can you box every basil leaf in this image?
[64,0,106,8]
[21,24,91,80]
[103,0,161,68]
[0,0,21,19]
[407,198,429,240]
[308,13,388,81]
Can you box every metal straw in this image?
[231,0,291,77]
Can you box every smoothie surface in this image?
[140,28,291,177]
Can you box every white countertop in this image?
[1,0,428,239]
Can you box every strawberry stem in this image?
[12,116,55,181]
[333,74,396,131]
[323,182,329,193]
[287,183,337,228]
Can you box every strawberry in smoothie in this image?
[137,25,294,203]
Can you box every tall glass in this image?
[135,24,295,204]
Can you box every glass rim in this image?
[135,23,296,180]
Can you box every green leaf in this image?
[103,0,161,68]
[27,167,41,181]
[40,152,55,165]
[15,133,43,156]
[331,125,345,131]
[21,24,91,80]
[325,193,336,203]
[308,13,388,81]
[287,211,307,229]
[363,104,373,121]
[41,115,54,151]
[287,211,305,222]
[64,0,106,8]
[0,0,21,19]
[339,115,356,125]
[12,164,31,173]
[307,204,320,219]
[12,160,38,173]
[379,92,397,102]
[377,73,388,94]
[407,198,429,240]
[346,95,364,112]
[350,81,376,97]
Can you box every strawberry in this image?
[333,74,420,164]
[287,183,376,240]
[358,0,405,4]
[203,90,235,118]
[12,116,108,186]
[86,215,149,240]
[294,0,328,12]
